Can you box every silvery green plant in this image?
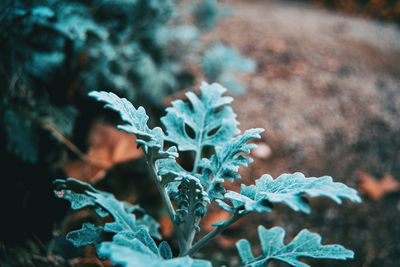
[54,82,362,266]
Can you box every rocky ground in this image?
[196,0,400,266]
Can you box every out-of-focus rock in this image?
[252,143,272,159]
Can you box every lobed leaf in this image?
[59,84,360,267]
[156,157,211,230]
[54,178,161,239]
[66,223,104,247]
[89,91,176,161]
[137,214,162,240]
[216,191,272,215]
[99,233,212,267]
[161,81,239,152]
[169,174,210,226]
[156,158,195,186]
[159,241,173,260]
[200,128,264,199]
[220,172,361,214]
[236,226,354,267]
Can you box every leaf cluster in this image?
[56,82,362,266]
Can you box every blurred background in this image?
[0,0,399,266]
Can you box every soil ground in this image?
[197,0,400,266]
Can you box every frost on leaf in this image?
[89,91,176,161]
[219,172,361,214]
[161,82,239,152]
[236,226,354,267]
[199,128,263,199]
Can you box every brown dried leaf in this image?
[358,171,400,200]
[64,122,143,183]
[158,216,174,238]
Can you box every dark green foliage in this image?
[192,0,222,31]
[4,109,39,163]
[0,0,254,163]
[201,43,256,94]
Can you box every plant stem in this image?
[192,132,203,174]
[183,211,248,256]
[179,181,203,255]
[193,109,207,174]
[192,147,201,174]
[144,153,186,248]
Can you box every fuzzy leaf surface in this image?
[99,232,212,267]
[89,91,176,160]
[220,172,361,214]
[159,241,173,260]
[66,223,104,247]
[200,128,263,199]
[156,158,195,187]
[161,82,239,152]
[236,226,354,267]
[54,178,161,239]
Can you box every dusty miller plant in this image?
[54,82,362,266]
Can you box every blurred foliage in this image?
[310,0,400,23]
[0,0,255,164]
[192,0,225,31]
[201,43,256,94]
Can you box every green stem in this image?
[183,211,248,256]
[192,109,208,174]
[180,181,202,255]
[192,132,203,174]
[144,153,186,249]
